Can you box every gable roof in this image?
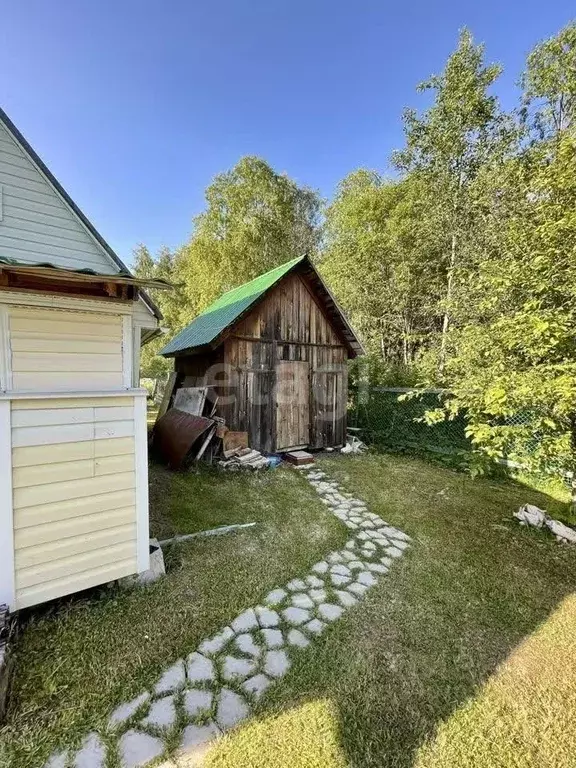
[160,255,364,357]
[0,107,161,320]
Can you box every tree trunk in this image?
[570,413,576,514]
[439,231,457,374]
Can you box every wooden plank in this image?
[275,361,310,451]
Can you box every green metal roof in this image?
[160,256,305,356]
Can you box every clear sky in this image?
[1,1,573,266]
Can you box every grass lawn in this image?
[3,453,576,768]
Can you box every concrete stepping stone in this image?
[304,618,326,635]
[362,541,377,551]
[390,530,411,542]
[216,688,250,730]
[179,722,220,759]
[348,560,366,570]
[231,608,259,633]
[392,539,410,550]
[309,588,327,603]
[291,593,315,609]
[264,650,290,678]
[327,551,344,563]
[282,606,310,625]
[367,562,389,574]
[335,590,358,608]
[306,575,325,588]
[199,627,234,656]
[360,520,376,528]
[184,689,213,717]
[318,603,344,622]
[345,521,357,529]
[311,561,329,574]
[108,692,150,729]
[330,573,350,587]
[242,673,272,700]
[357,531,370,541]
[261,628,284,648]
[187,652,215,683]
[330,563,351,577]
[140,695,176,730]
[347,581,369,597]
[264,588,287,605]
[287,629,310,648]
[154,660,185,695]
[44,752,69,768]
[255,605,280,627]
[234,633,261,656]
[340,550,356,562]
[345,540,356,550]
[357,571,378,587]
[74,733,105,768]
[386,546,404,558]
[119,730,165,768]
[222,655,257,681]
[286,578,307,591]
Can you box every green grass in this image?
[1,464,345,768]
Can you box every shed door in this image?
[275,361,310,451]
[311,364,347,449]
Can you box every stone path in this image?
[45,467,410,768]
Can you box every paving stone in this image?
[255,605,281,627]
[356,531,370,541]
[386,546,404,558]
[291,592,315,609]
[242,674,272,700]
[327,551,344,563]
[357,571,378,587]
[330,573,351,587]
[345,540,356,550]
[199,626,234,656]
[179,722,220,761]
[330,563,351,577]
[389,529,411,542]
[311,561,329,574]
[340,550,356,561]
[350,517,363,525]
[74,733,105,768]
[318,603,344,622]
[304,618,326,635]
[119,730,165,768]
[366,562,389,574]
[360,520,376,528]
[287,629,310,648]
[348,560,366,570]
[186,652,215,683]
[380,556,393,567]
[234,633,261,657]
[216,688,250,730]
[44,751,69,768]
[286,578,307,591]
[264,588,287,605]
[335,590,358,607]
[305,574,325,588]
[260,628,284,648]
[140,695,176,729]
[391,539,410,550]
[184,689,213,717]
[282,606,310,625]
[309,588,327,603]
[347,581,369,597]
[154,660,186,695]
[362,540,377,551]
[222,655,257,681]
[231,608,259,633]
[264,649,291,678]
[344,521,357,529]
[108,692,151,728]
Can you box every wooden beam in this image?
[229,334,347,350]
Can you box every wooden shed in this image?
[160,256,363,452]
[0,108,163,611]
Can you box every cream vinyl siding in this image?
[11,397,137,610]
[8,306,124,391]
[0,121,122,273]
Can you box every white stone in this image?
[392,539,409,550]
[360,520,375,528]
[357,571,378,587]
[264,650,291,678]
[345,522,357,529]
[287,629,310,648]
[330,573,350,587]
[154,660,186,694]
[286,579,307,591]
[335,590,358,607]
[357,531,370,541]
[222,655,257,681]
[367,563,389,574]
[282,606,310,625]
[184,689,213,717]
[312,561,329,574]
[350,517,363,525]
[309,588,327,603]
[380,556,393,567]
[186,653,215,683]
[347,581,369,597]
[231,608,259,633]
[304,619,326,635]
[264,588,287,605]
[318,603,343,622]
[199,627,234,656]
[260,628,284,648]
[119,730,165,768]
[327,551,344,563]
[345,540,356,550]
[74,733,105,768]
[235,633,261,657]
[390,529,411,542]
[216,688,250,730]
[255,605,281,627]
[362,541,377,551]
[242,674,271,700]
[179,722,220,759]
[291,593,314,609]
[386,546,404,558]
[341,550,356,562]
[330,563,351,577]
[140,696,176,729]
[305,575,325,588]
[108,692,151,728]
[44,752,69,768]
[348,560,366,570]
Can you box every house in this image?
[160,256,363,452]
[0,107,163,611]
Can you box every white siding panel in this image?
[16,523,136,568]
[15,489,136,528]
[12,396,130,411]
[13,471,135,509]
[13,458,94,488]
[12,422,94,447]
[14,507,136,548]
[11,407,95,427]
[0,121,120,273]
[12,440,95,467]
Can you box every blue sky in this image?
[1,1,573,266]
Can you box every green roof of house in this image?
[160,256,305,356]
